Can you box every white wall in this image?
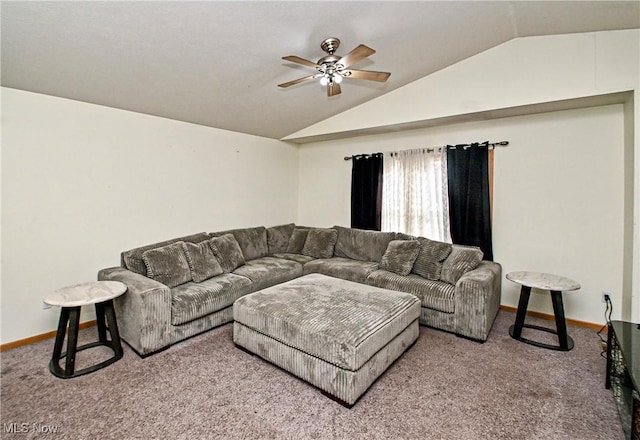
[1,88,299,344]
[295,29,639,324]
[285,30,639,140]
[298,104,625,325]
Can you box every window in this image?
[381,148,451,242]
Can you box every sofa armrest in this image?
[453,261,502,341]
[98,267,172,356]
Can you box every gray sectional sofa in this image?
[98,224,501,356]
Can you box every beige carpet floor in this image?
[0,310,624,439]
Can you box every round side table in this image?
[44,281,127,378]
[506,271,580,351]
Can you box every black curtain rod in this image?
[344,140,509,161]
[348,152,383,161]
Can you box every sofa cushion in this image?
[234,273,421,371]
[170,273,252,325]
[142,242,192,288]
[302,228,338,259]
[379,240,421,276]
[232,256,303,291]
[270,253,316,265]
[285,227,310,254]
[303,257,379,284]
[122,232,211,276]
[412,238,453,281]
[211,226,268,261]
[181,240,224,283]
[265,223,295,255]
[440,245,484,285]
[332,226,396,263]
[209,234,246,273]
[367,270,456,314]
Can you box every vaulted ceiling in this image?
[2,1,638,140]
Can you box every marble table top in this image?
[506,271,580,292]
[44,281,127,307]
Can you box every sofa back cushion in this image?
[439,244,483,285]
[182,240,224,283]
[379,240,421,276]
[285,227,311,254]
[332,226,396,263]
[211,226,268,261]
[209,234,246,273]
[266,223,296,254]
[302,228,338,259]
[411,237,453,281]
[142,242,192,288]
[122,232,211,276]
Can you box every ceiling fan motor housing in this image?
[317,54,341,68]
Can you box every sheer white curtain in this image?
[382,148,452,242]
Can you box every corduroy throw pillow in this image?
[302,228,338,259]
[209,234,246,273]
[285,228,311,254]
[142,242,192,288]
[439,245,484,285]
[411,237,453,281]
[380,239,421,276]
[182,240,224,282]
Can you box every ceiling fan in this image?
[278,37,391,97]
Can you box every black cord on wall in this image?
[597,295,613,358]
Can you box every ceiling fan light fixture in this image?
[320,76,329,86]
[334,74,343,84]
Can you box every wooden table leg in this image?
[550,290,570,350]
[50,308,70,374]
[95,301,107,343]
[64,307,81,376]
[511,286,531,339]
[103,300,123,357]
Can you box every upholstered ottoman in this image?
[233,273,421,407]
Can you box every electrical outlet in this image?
[602,292,611,303]
[42,300,51,310]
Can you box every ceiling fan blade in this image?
[337,44,375,68]
[344,69,391,82]
[327,82,341,97]
[282,55,320,69]
[278,74,322,88]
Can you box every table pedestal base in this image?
[509,324,574,351]
[509,285,574,351]
[49,299,123,379]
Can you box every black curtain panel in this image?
[447,144,493,261]
[351,153,383,231]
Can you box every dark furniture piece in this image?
[44,281,126,379]
[506,271,580,351]
[606,320,640,439]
